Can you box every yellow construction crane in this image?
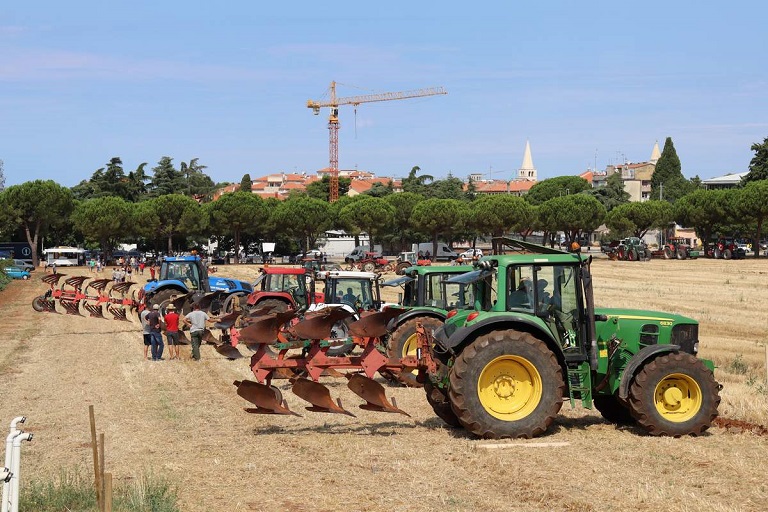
[307,81,447,202]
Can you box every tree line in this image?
[2,137,768,266]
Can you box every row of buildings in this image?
[214,141,743,202]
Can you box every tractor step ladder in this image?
[567,362,593,409]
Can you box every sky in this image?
[1,1,767,188]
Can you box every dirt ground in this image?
[1,258,767,512]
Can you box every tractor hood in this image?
[594,307,698,325]
[208,276,252,293]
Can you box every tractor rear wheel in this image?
[663,247,672,259]
[593,394,635,425]
[362,262,376,272]
[723,249,732,260]
[424,380,462,428]
[149,289,179,309]
[395,263,411,275]
[627,248,638,261]
[257,298,290,313]
[713,248,722,259]
[627,352,720,436]
[448,330,564,439]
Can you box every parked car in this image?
[3,266,31,280]
[13,259,35,272]
[458,248,483,260]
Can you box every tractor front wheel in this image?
[395,263,410,275]
[387,316,443,387]
[628,352,720,436]
[593,394,635,425]
[222,292,247,314]
[723,249,732,260]
[362,262,376,273]
[448,330,564,439]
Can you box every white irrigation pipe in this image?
[9,432,32,512]
[1,417,25,512]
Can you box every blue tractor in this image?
[141,255,252,314]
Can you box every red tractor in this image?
[707,238,746,260]
[352,252,392,273]
[655,237,698,259]
[242,267,323,313]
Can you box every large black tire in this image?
[148,288,178,309]
[32,295,45,312]
[723,249,732,260]
[387,316,443,359]
[627,352,720,436]
[222,292,246,314]
[713,248,722,259]
[425,380,462,428]
[386,316,443,387]
[257,298,290,313]
[663,247,672,259]
[448,330,564,439]
[593,394,635,425]
[395,263,410,275]
[627,248,638,261]
[362,262,376,272]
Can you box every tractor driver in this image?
[342,287,357,307]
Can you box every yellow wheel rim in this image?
[477,355,542,421]
[653,373,702,422]
[402,333,419,357]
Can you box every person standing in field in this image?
[140,306,152,360]
[146,304,164,361]
[183,302,212,361]
[163,304,181,360]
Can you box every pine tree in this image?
[742,137,768,184]
[148,156,184,197]
[240,174,252,192]
[650,137,691,202]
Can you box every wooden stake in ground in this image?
[104,473,113,512]
[765,344,767,388]
[99,433,106,512]
[88,405,102,510]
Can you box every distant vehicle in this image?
[43,247,84,267]
[345,245,383,264]
[458,248,483,260]
[13,259,35,272]
[3,266,30,280]
[411,242,458,261]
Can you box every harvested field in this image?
[1,258,767,512]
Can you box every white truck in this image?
[412,242,458,261]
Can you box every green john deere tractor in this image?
[425,238,720,438]
[381,264,474,384]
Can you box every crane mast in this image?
[307,81,447,202]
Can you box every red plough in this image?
[33,273,140,321]
[234,306,436,417]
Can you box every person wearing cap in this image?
[163,303,181,360]
[146,304,165,361]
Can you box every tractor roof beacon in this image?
[427,237,720,439]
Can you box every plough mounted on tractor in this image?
[234,237,721,439]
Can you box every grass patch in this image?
[19,467,180,512]
[725,354,749,375]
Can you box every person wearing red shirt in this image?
[164,304,181,360]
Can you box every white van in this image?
[345,245,383,263]
[412,242,458,261]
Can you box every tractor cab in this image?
[320,270,382,311]
[159,257,208,292]
[248,267,317,311]
[383,265,475,310]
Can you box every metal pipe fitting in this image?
[9,433,32,512]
